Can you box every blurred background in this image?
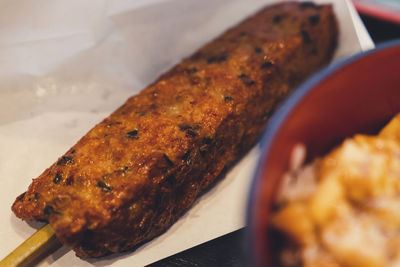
[354,0,400,43]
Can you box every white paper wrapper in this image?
[0,0,373,266]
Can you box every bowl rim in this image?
[245,38,400,266]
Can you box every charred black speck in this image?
[207,55,227,64]
[127,129,139,139]
[273,15,282,24]
[107,121,122,127]
[261,61,273,69]
[43,205,58,215]
[53,173,62,184]
[179,124,201,133]
[254,47,263,53]
[186,129,197,137]
[135,111,147,116]
[182,150,192,165]
[70,149,76,154]
[34,192,40,199]
[163,154,174,167]
[239,31,247,37]
[57,156,74,166]
[187,67,198,74]
[224,96,234,102]
[308,14,320,25]
[17,192,26,201]
[178,124,192,131]
[238,74,255,86]
[179,123,201,138]
[301,30,312,44]
[97,181,112,192]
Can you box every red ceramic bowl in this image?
[247,40,400,266]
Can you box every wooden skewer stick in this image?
[0,224,62,267]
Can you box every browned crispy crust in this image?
[12,2,338,258]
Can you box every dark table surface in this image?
[147,12,400,267]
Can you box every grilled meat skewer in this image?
[12,2,338,258]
